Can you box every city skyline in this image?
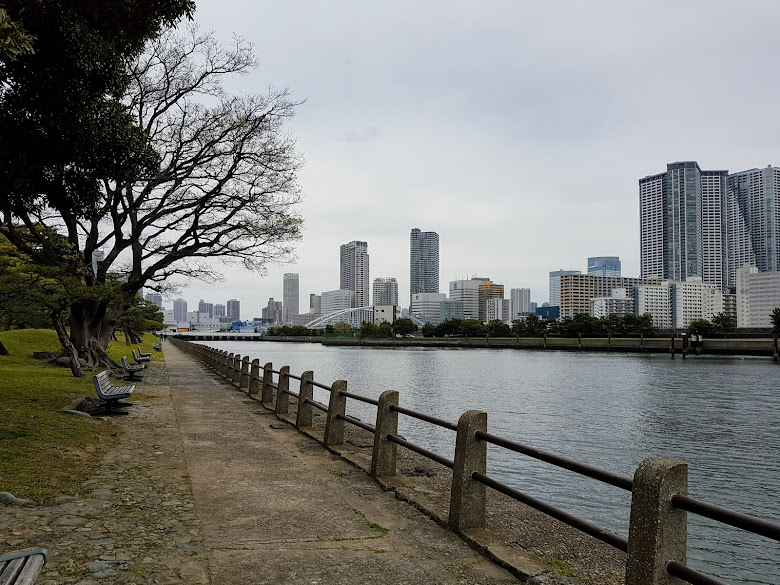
[164,2,780,319]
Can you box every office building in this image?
[340,241,369,308]
[282,273,299,324]
[214,304,225,318]
[410,292,446,324]
[440,300,464,322]
[448,278,486,320]
[321,290,354,317]
[373,277,399,307]
[587,257,621,278]
[410,228,439,306]
[309,294,321,314]
[262,298,283,323]
[509,288,531,318]
[736,264,780,328]
[591,288,634,318]
[633,280,673,329]
[373,305,399,325]
[486,298,512,322]
[198,300,214,318]
[144,292,163,308]
[559,274,644,318]
[226,298,240,322]
[477,280,504,322]
[549,270,581,306]
[173,299,188,323]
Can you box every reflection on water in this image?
[201,341,780,585]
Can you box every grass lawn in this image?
[0,329,161,502]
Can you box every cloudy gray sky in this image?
[171,0,780,319]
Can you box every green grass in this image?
[544,557,576,577]
[0,329,124,502]
[106,331,165,365]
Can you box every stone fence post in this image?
[275,366,291,414]
[296,371,314,428]
[261,362,274,405]
[232,355,243,384]
[226,353,234,379]
[239,357,250,389]
[218,351,227,377]
[625,457,688,585]
[324,380,347,447]
[449,410,487,532]
[371,390,399,478]
[248,359,261,395]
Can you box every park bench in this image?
[0,547,48,584]
[132,348,151,363]
[92,371,134,415]
[152,343,162,351]
[121,355,146,381]
[136,346,152,358]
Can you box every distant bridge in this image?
[306,306,425,329]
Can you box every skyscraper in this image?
[309,294,321,314]
[373,277,399,306]
[172,299,188,322]
[477,280,504,322]
[639,162,727,289]
[198,299,214,318]
[409,228,439,306]
[226,299,240,322]
[340,241,369,308]
[449,277,488,320]
[509,288,531,318]
[587,257,621,277]
[144,292,163,308]
[282,273,299,324]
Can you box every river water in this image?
[197,341,779,584]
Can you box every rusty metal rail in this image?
[303,397,328,412]
[311,380,332,391]
[670,493,780,541]
[336,413,376,434]
[666,561,725,585]
[285,372,303,381]
[340,390,379,406]
[387,434,454,469]
[389,404,457,431]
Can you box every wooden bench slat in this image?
[0,558,24,585]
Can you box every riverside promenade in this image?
[163,342,528,584]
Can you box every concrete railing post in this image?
[324,380,347,447]
[239,357,250,389]
[371,390,399,477]
[449,410,487,532]
[261,362,274,405]
[296,371,314,428]
[248,359,261,395]
[218,351,226,377]
[275,366,291,414]
[226,353,235,381]
[233,355,243,384]
[625,457,688,585]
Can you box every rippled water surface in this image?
[199,341,779,584]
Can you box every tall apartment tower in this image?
[549,270,580,306]
[587,257,621,277]
[172,299,188,323]
[282,273,299,324]
[373,277,399,306]
[726,166,780,287]
[226,299,240,322]
[639,161,728,289]
[477,280,504,322]
[340,241,369,308]
[509,288,531,318]
[409,228,439,306]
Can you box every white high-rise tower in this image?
[340,241,369,308]
[410,228,439,307]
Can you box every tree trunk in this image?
[67,298,125,371]
[52,312,84,377]
[0,339,8,356]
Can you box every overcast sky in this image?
[167,1,780,319]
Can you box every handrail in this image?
[472,472,629,552]
[285,372,303,381]
[340,390,379,406]
[670,494,780,541]
[303,397,328,413]
[387,434,454,469]
[474,430,633,491]
[336,413,376,434]
[666,560,726,585]
[311,380,332,391]
[267,382,278,390]
[389,404,458,431]
[283,389,299,399]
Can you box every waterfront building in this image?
[587,257,621,278]
[282,273,299,324]
[439,300,464,322]
[340,240,369,308]
[477,280,504,322]
[198,300,214,318]
[373,277,399,307]
[671,278,724,329]
[633,280,673,329]
[262,298,283,323]
[145,292,163,308]
[726,166,780,287]
[291,312,319,327]
[559,274,644,318]
[373,305,398,325]
[591,288,634,318]
[486,298,512,322]
[309,294,321,314]
[509,288,531,318]
[448,278,486,320]
[409,228,440,306]
[226,298,241,322]
[410,292,447,324]
[736,264,780,328]
[214,304,225,318]
[549,270,581,306]
[321,289,354,316]
[173,298,188,323]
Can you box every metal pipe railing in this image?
[670,493,780,541]
[303,397,328,413]
[666,560,726,585]
[389,404,458,431]
[387,434,454,469]
[340,390,379,406]
[311,380,332,391]
[336,413,376,434]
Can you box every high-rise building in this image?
[587,257,621,278]
[477,280,504,322]
[214,304,226,318]
[262,298,283,323]
[145,292,163,308]
[340,241,369,308]
[639,162,728,289]
[449,277,488,320]
[321,290,354,316]
[198,299,214,318]
[226,298,240,322]
[410,292,446,324]
[173,299,188,322]
[509,288,531,318]
[736,264,780,328]
[373,277,399,307]
[410,228,439,306]
[309,294,321,314]
[549,270,580,306]
[282,273,299,324]
[726,166,780,287]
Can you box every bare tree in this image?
[1,25,303,369]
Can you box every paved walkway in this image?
[165,342,522,584]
